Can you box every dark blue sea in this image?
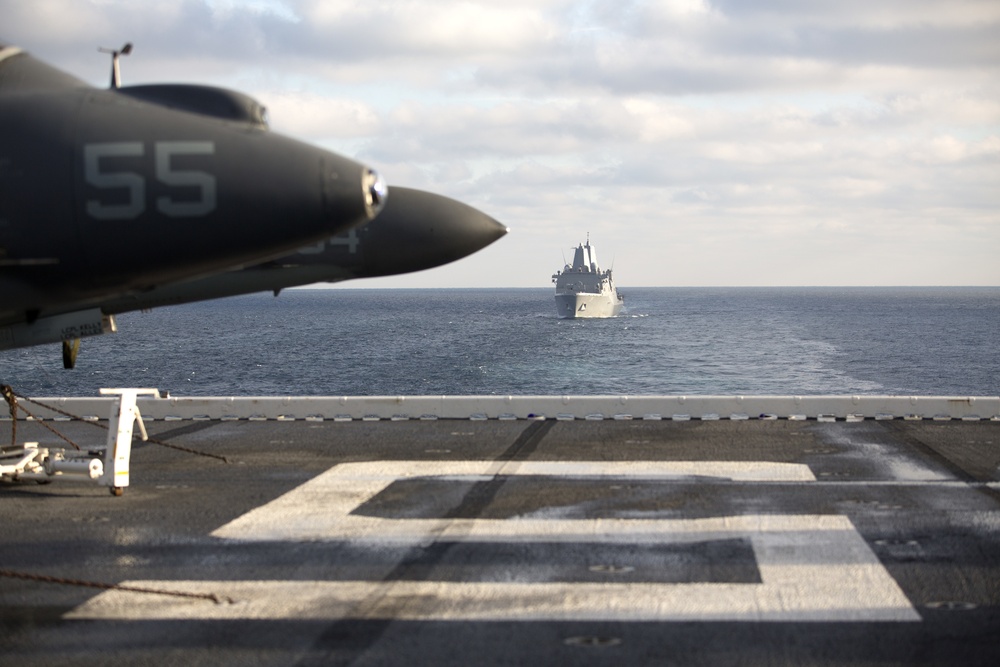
[3,287,998,397]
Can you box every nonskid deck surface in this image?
[2,409,999,665]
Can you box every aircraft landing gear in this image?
[62,338,80,369]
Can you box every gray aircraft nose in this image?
[361,187,508,276]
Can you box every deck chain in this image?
[2,384,16,449]
[0,569,233,604]
[2,387,228,463]
[3,385,83,450]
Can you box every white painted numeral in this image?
[154,141,216,217]
[328,230,360,253]
[84,141,216,220]
[69,461,920,623]
[84,142,145,220]
[297,229,360,255]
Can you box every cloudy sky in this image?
[3,0,999,287]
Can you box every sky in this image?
[3,0,999,288]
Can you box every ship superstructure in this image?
[551,237,623,318]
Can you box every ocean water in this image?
[2,287,998,398]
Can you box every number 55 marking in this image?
[84,141,216,220]
[155,141,216,217]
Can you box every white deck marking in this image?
[68,460,919,622]
[212,460,816,543]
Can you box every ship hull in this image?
[555,292,623,318]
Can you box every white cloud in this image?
[264,91,381,139]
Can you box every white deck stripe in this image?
[67,569,917,622]
[213,461,816,542]
[69,461,919,622]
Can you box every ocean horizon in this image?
[3,286,998,398]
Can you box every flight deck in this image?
[2,395,999,665]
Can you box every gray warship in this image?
[551,236,624,318]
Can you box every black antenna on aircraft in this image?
[98,42,132,88]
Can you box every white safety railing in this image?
[6,394,999,422]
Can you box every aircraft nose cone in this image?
[363,187,508,276]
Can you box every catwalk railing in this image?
[5,394,999,421]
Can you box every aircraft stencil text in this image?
[84,141,216,220]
